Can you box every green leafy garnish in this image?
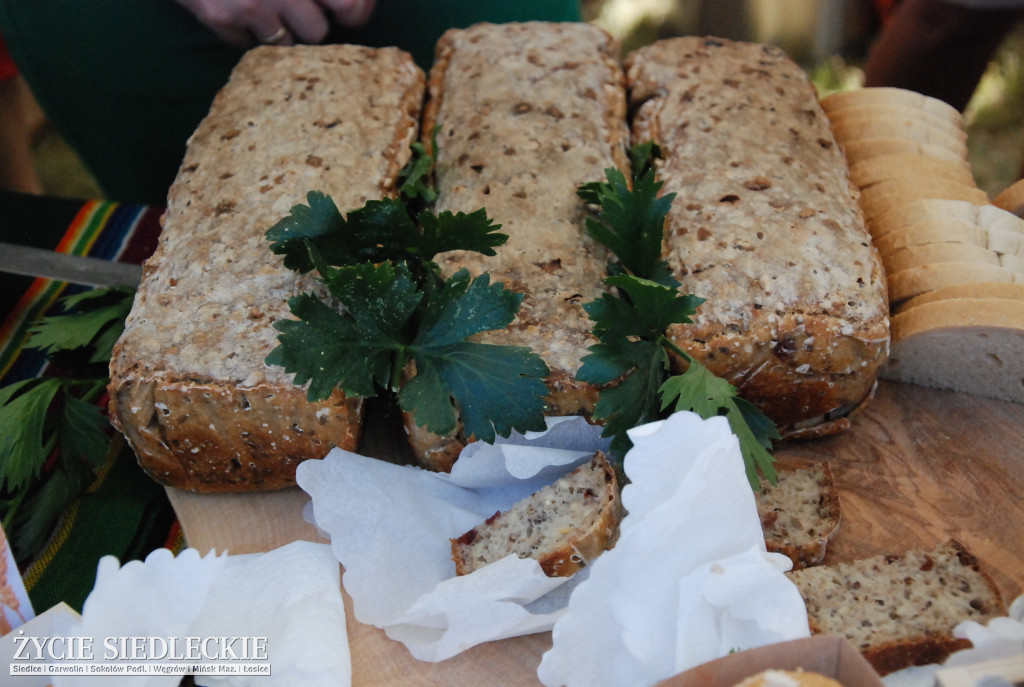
[0,285,134,560]
[577,147,779,488]
[265,149,549,442]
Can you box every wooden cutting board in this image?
[167,380,1024,686]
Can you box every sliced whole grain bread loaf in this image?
[787,539,1007,675]
[451,452,623,577]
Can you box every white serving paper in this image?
[537,412,811,687]
[50,540,349,687]
[296,415,611,662]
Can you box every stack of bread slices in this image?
[821,86,1024,403]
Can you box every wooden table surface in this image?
[167,380,1024,686]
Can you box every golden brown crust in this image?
[108,45,425,492]
[408,22,630,467]
[624,37,890,438]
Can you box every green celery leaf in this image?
[0,378,64,491]
[11,448,95,561]
[659,361,778,489]
[580,167,678,287]
[60,392,112,471]
[417,209,507,262]
[415,269,522,346]
[27,286,134,359]
[402,342,549,442]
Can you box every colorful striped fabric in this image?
[0,196,179,613]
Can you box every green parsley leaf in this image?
[578,166,678,288]
[399,130,439,204]
[416,209,507,263]
[659,363,780,489]
[628,141,662,178]
[268,262,423,400]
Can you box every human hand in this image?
[176,0,377,50]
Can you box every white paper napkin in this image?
[51,540,349,687]
[296,415,611,661]
[537,412,811,687]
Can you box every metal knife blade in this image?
[0,242,143,288]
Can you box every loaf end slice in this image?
[451,452,623,577]
[787,539,1007,675]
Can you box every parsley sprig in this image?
[265,147,550,443]
[0,286,134,561]
[577,147,779,488]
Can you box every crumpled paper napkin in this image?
[51,540,349,687]
[296,415,611,662]
[537,411,811,687]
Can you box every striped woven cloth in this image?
[0,193,182,613]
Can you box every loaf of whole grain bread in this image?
[787,540,1007,675]
[407,21,631,469]
[107,45,425,492]
[624,37,890,438]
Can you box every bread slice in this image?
[993,178,1024,218]
[826,104,966,141]
[107,45,425,491]
[407,21,630,470]
[787,540,1007,675]
[882,242,999,275]
[819,87,964,128]
[895,281,1024,313]
[999,252,1024,275]
[755,464,841,570]
[872,221,990,254]
[838,137,970,168]
[881,298,1024,402]
[450,452,623,577]
[624,36,889,440]
[829,118,969,159]
[848,153,977,190]
[857,179,989,221]
[886,261,1020,304]
[869,198,1024,239]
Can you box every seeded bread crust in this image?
[756,464,841,570]
[451,452,623,577]
[407,22,631,469]
[787,540,1007,675]
[108,45,425,492]
[624,37,890,438]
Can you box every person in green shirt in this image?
[0,0,582,205]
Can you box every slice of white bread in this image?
[826,104,965,140]
[858,179,989,222]
[732,670,845,687]
[848,153,977,190]
[869,199,1024,239]
[755,464,841,571]
[830,118,969,159]
[882,242,999,275]
[819,87,964,128]
[787,539,1007,676]
[895,281,1024,313]
[838,137,970,168]
[1000,252,1024,275]
[881,298,1024,402]
[886,262,1020,305]
[993,178,1024,218]
[450,452,623,577]
[872,221,1024,258]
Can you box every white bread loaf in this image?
[450,452,623,577]
[108,45,425,491]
